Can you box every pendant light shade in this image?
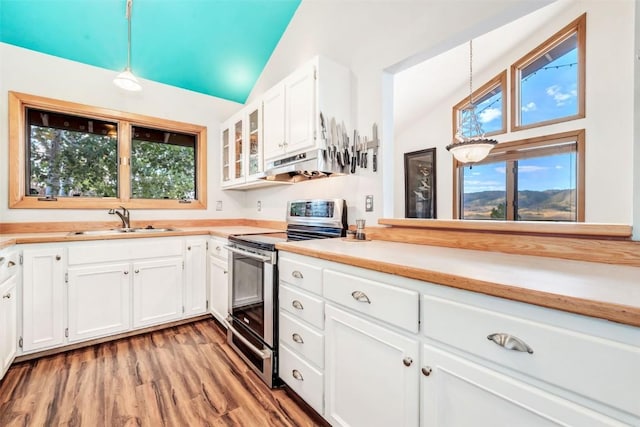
[114,0,141,91]
[114,68,141,91]
[447,40,496,163]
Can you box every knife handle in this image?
[373,152,377,172]
[351,157,356,173]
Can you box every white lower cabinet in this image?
[420,343,627,427]
[324,304,420,427]
[184,238,207,316]
[22,246,65,352]
[208,255,228,324]
[0,274,18,379]
[133,258,183,328]
[67,263,130,342]
[278,251,640,427]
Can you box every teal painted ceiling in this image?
[0,0,301,103]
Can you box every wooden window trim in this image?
[510,13,586,132]
[452,71,507,139]
[9,91,207,210]
[453,129,585,221]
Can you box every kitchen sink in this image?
[69,227,179,236]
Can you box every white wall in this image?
[243,0,554,226]
[0,43,245,223]
[634,0,640,240]
[394,0,636,224]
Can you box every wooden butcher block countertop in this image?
[276,238,640,328]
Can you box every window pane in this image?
[460,89,503,138]
[27,108,118,198]
[520,33,578,126]
[516,152,577,221]
[131,126,196,199]
[461,162,507,220]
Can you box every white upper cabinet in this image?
[221,111,245,188]
[263,56,351,165]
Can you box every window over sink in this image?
[9,91,207,209]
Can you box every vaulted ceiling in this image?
[0,0,301,103]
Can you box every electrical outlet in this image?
[365,195,374,212]
[257,200,262,212]
[216,200,223,211]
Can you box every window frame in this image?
[452,71,507,139]
[510,13,586,132]
[453,129,585,221]
[9,91,207,210]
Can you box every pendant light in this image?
[446,40,496,163]
[114,0,142,91]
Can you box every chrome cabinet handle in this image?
[2,293,11,299]
[403,357,413,367]
[134,269,140,274]
[292,369,304,381]
[124,271,129,275]
[56,255,61,261]
[292,333,304,344]
[187,246,191,251]
[291,270,303,279]
[215,246,221,251]
[487,333,534,354]
[351,290,371,304]
[422,366,432,376]
[292,300,304,310]
[7,260,16,267]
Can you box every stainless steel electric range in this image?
[225,199,347,387]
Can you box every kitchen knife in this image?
[342,121,350,168]
[371,123,379,172]
[330,117,338,163]
[319,112,328,160]
[335,122,344,167]
[351,130,357,173]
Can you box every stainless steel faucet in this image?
[109,206,131,229]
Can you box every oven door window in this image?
[231,253,265,338]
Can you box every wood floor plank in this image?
[0,319,323,427]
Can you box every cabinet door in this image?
[231,114,245,184]
[184,239,207,316]
[285,64,316,155]
[421,343,627,427]
[132,258,183,328]
[325,305,419,427]
[262,84,286,161]
[208,256,228,325]
[22,247,65,352]
[246,104,263,180]
[221,123,233,187]
[67,263,130,342]
[0,275,18,379]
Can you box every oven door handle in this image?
[227,318,270,360]
[224,245,271,262]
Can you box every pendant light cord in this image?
[126,0,133,71]
[468,39,473,107]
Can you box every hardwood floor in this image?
[0,319,323,427]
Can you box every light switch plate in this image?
[365,195,374,212]
[257,200,262,212]
[216,200,223,211]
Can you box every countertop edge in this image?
[275,243,640,328]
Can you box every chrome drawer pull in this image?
[292,369,304,381]
[403,357,413,367]
[292,300,304,310]
[292,270,303,279]
[487,333,534,354]
[351,290,371,304]
[2,293,11,299]
[7,260,15,267]
[292,333,304,344]
[422,366,432,377]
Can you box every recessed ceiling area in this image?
[0,0,301,103]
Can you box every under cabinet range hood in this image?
[259,149,344,183]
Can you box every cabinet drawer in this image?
[279,311,324,368]
[208,238,228,261]
[0,250,19,283]
[422,294,640,417]
[68,239,183,265]
[279,344,324,415]
[280,284,324,330]
[323,269,419,333]
[279,257,322,295]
